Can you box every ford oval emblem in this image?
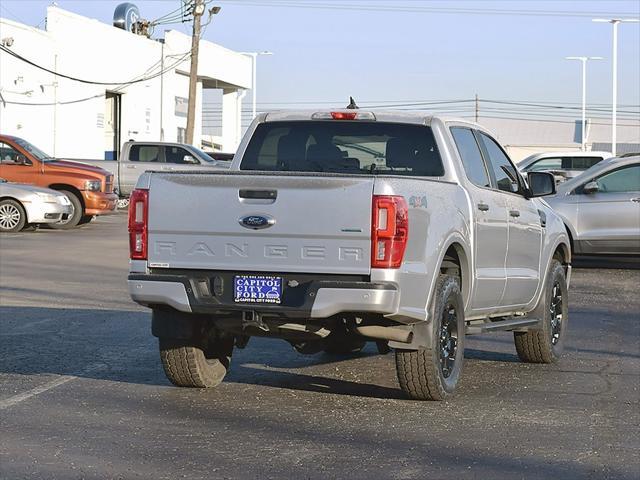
[239,214,275,230]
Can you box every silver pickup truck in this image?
[81,141,230,201]
[128,110,571,400]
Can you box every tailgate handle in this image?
[239,189,277,200]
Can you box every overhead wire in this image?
[2,50,192,106]
[217,1,638,19]
[0,0,221,107]
[0,44,189,86]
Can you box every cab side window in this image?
[477,133,520,194]
[0,143,25,165]
[450,127,491,188]
[568,156,603,170]
[594,165,640,193]
[165,146,198,164]
[528,157,562,172]
[129,145,162,163]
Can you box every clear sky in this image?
[1,0,639,129]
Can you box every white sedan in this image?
[0,179,73,232]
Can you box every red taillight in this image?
[371,195,409,269]
[128,189,149,260]
[331,111,358,120]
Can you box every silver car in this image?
[518,151,610,184]
[0,179,72,232]
[544,156,640,255]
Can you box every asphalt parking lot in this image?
[1,214,638,480]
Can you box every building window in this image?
[177,127,186,144]
[175,97,188,118]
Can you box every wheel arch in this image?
[47,184,85,211]
[438,238,472,308]
[0,196,29,225]
[562,223,576,255]
[553,241,571,266]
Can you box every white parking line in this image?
[0,363,107,410]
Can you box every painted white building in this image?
[477,117,640,161]
[0,6,251,159]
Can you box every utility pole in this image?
[475,94,479,123]
[186,0,204,145]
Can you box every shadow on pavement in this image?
[0,306,405,397]
[572,255,640,270]
[5,304,632,403]
[228,363,407,399]
[464,348,520,363]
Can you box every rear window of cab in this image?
[240,121,444,176]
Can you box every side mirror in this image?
[527,171,556,197]
[183,155,198,164]
[583,181,599,194]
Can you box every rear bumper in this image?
[128,271,399,319]
[82,191,118,215]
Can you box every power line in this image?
[475,114,640,127]
[201,98,640,108]
[150,1,187,24]
[0,44,190,86]
[218,1,638,19]
[2,51,191,106]
[481,99,640,115]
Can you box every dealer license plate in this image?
[234,275,282,304]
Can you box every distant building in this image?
[478,117,640,161]
[0,6,251,159]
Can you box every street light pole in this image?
[592,18,639,157]
[565,56,602,151]
[240,51,273,120]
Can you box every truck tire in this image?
[514,259,568,363]
[50,190,83,229]
[159,335,233,388]
[0,199,27,232]
[395,275,465,400]
[78,215,94,225]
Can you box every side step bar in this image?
[465,317,540,335]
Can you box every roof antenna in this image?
[346,96,359,109]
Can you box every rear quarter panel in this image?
[371,177,472,323]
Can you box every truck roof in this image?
[262,109,474,126]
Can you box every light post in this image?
[240,51,273,120]
[565,56,603,151]
[592,18,639,156]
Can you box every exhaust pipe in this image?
[354,325,412,344]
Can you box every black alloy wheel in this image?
[439,303,459,378]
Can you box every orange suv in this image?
[0,135,117,228]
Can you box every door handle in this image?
[477,202,489,212]
[509,210,520,218]
[239,189,278,200]
[126,165,136,169]
[631,197,640,203]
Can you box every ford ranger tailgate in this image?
[146,172,374,274]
